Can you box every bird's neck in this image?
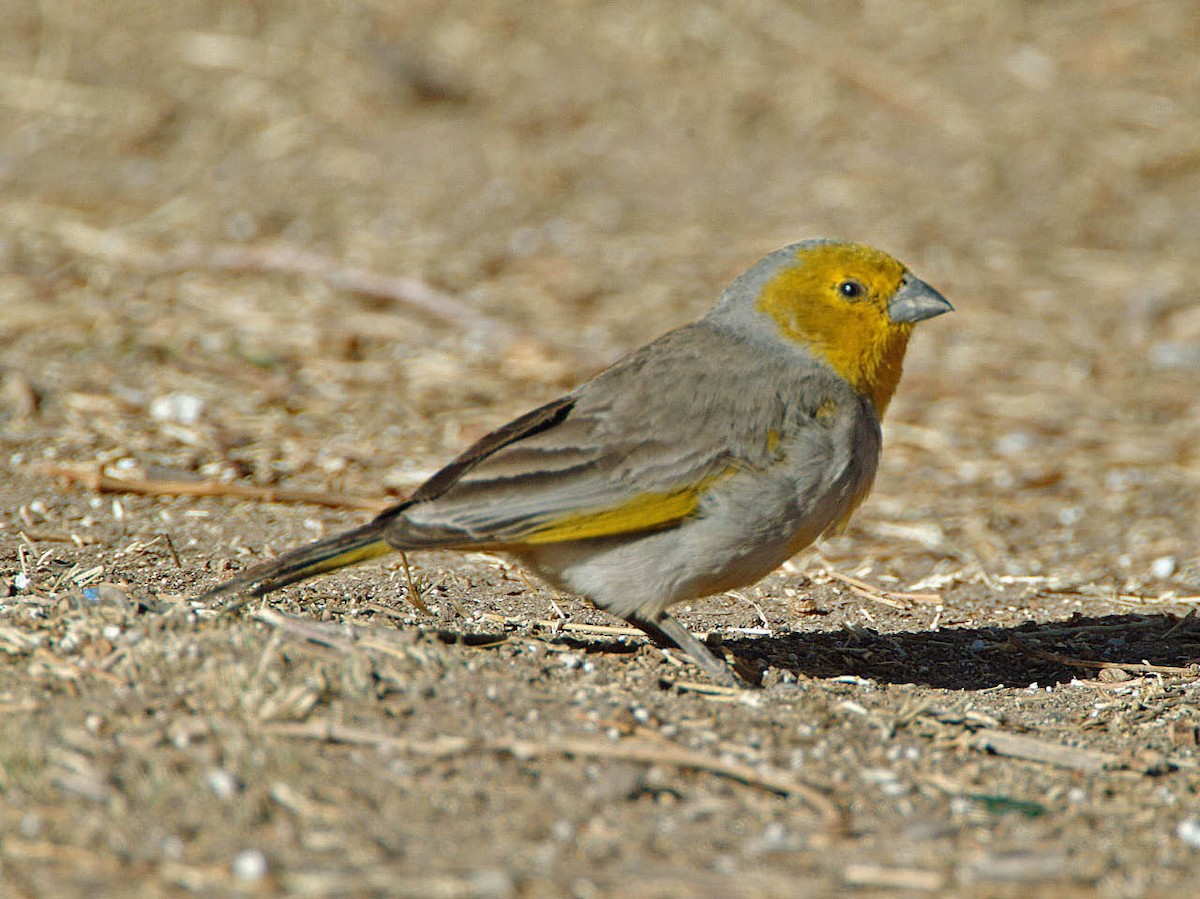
[763,299,913,415]
[852,326,911,416]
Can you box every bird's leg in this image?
[624,611,746,687]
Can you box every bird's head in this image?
[713,239,953,415]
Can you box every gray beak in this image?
[888,275,954,324]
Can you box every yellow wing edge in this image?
[520,470,729,545]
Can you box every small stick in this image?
[251,609,358,651]
[668,680,747,697]
[262,606,643,648]
[160,532,183,569]
[15,530,99,546]
[725,590,771,629]
[264,719,844,826]
[477,611,644,638]
[971,728,1121,774]
[1010,639,1200,678]
[532,619,646,638]
[1164,609,1197,638]
[364,601,410,622]
[820,570,942,608]
[45,463,390,512]
[17,542,31,584]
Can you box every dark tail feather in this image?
[196,520,392,604]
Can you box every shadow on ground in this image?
[725,613,1200,690]
[415,611,1199,690]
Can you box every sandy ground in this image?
[2,1,1199,896]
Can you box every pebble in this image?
[1150,556,1177,579]
[467,869,515,899]
[206,767,240,801]
[994,430,1036,456]
[150,392,204,424]
[231,848,268,881]
[1057,506,1083,527]
[1148,341,1200,371]
[1178,817,1200,850]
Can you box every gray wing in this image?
[383,323,858,548]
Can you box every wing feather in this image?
[382,324,858,549]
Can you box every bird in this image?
[198,239,952,685]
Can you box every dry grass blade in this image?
[17,530,99,546]
[251,609,357,651]
[45,463,390,512]
[396,552,431,615]
[820,570,942,608]
[667,680,748,698]
[265,720,472,757]
[842,864,944,891]
[476,611,644,638]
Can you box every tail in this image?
[196,520,392,606]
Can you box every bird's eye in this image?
[838,279,865,299]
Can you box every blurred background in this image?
[2,3,1200,894]
[2,0,1196,587]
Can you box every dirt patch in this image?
[2,1,1199,895]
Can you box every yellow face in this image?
[756,242,915,414]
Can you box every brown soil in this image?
[2,2,1199,896]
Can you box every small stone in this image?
[97,584,132,608]
[1148,342,1200,371]
[743,820,803,856]
[994,430,1035,456]
[150,392,204,424]
[1177,817,1200,849]
[467,868,516,899]
[1057,506,1083,527]
[231,848,268,881]
[160,835,185,861]
[19,813,43,839]
[206,767,240,800]
[1150,556,1177,579]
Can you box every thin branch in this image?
[45,463,390,512]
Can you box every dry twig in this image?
[263,718,844,826]
[45,463,390,512]
[818,570,942,609]
[1010,638,1200,679]
[970,729,1122,774]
